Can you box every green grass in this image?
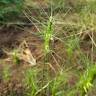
[23,0,96,95]
[78,64,96,95]
[43,15,54,55]
[24,68,39,96]
[12,50,20,65]
[1,0,96,96]
[49,70,68,96]
[0,0,24,22]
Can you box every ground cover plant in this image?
[0,0,96,96]
[0,0,24,23]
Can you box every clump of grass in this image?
[77,64,96,95]
[49,70,68,96]
[12,50,20,65]
[35,70,68,96]
[67,64,96,96]
[66,36,80,58]
[24,68,39,96]
[43,15,54,55]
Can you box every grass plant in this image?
[78,64,96,95]
[12,50,20,65]
[43,15,54,55]
[24,68,39,96]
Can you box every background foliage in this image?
[0,0,24,22]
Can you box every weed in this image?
[42,12,55,96]
[12,50,20,65]
[43,15,54,55]
[24,68,39,96]
[49,70,68,96]
[78,64,96,95]
[66,37,80,58]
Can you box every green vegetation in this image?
[24,68,39,96]
[49,71,68,96]
[12,50,20,65]
[43,15,53,55]
[0,0,24,22]
[0,0,96,96]
[78,64,96,95]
